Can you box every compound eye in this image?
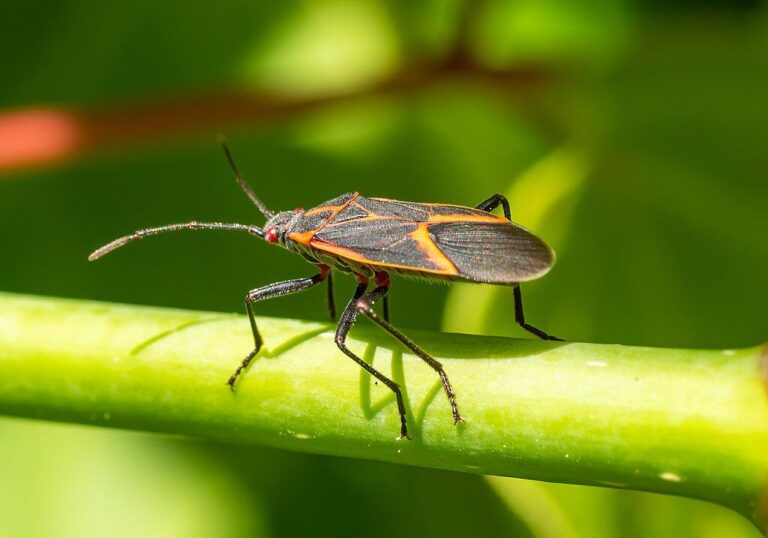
[264,227,279,244]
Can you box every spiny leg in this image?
[476,193,511,220]
[335,279,411,439]
[357,274,463,425]
[228,270,329,389]
[513,285,563,341]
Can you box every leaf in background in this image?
[0,417,539,538]
[243,0,401,97]
[0,1,292,106]
[0,419,264,538]
[470,0,631,67]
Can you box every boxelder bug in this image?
[89,142,561,439]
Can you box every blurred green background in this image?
[1,1,767,536]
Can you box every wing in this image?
[428,221,554,283]
[311,218,458,274]
[309,198,554,282]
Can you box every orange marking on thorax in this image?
[288,230,316,245]
[304,192,359,219]
[290,193,360,244]
[304,205,342,217]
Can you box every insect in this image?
[90,142,561,439]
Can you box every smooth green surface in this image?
[1,292,766,529]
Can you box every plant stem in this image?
[1,292,766,531]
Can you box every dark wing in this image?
[311,218,553,282]
[310,195,553,282]
[428,221,554,283]
[312,218,457,274]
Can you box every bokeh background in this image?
[1,1,767,537]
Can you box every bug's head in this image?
[263,210,303,247]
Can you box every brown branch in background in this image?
[447,0,482,64]
[0,59,552,174]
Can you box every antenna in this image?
[89,221,263,261]
[218,136,275,219]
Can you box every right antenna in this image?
[218,136,275,220]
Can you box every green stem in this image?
[1,292,767,531]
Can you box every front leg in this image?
[228,270,328,389]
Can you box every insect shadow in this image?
[358,342,446,441]
[250,326,330,360]
[356,326,567,440]
[127,311,564,440]
[129,316,233,356]
[129,315,328,367]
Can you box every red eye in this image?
[264,227,279,243]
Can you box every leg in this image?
[476,193,511,221]
[513,285,562,341]
[477,196,563,341]
[335,280,411,439]
[228,272,328,389]
[356,284,463,426]
[377,271,389,322]
[326,271,336,321]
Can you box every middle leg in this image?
[326,271,336,321]
[382,294,389,323]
